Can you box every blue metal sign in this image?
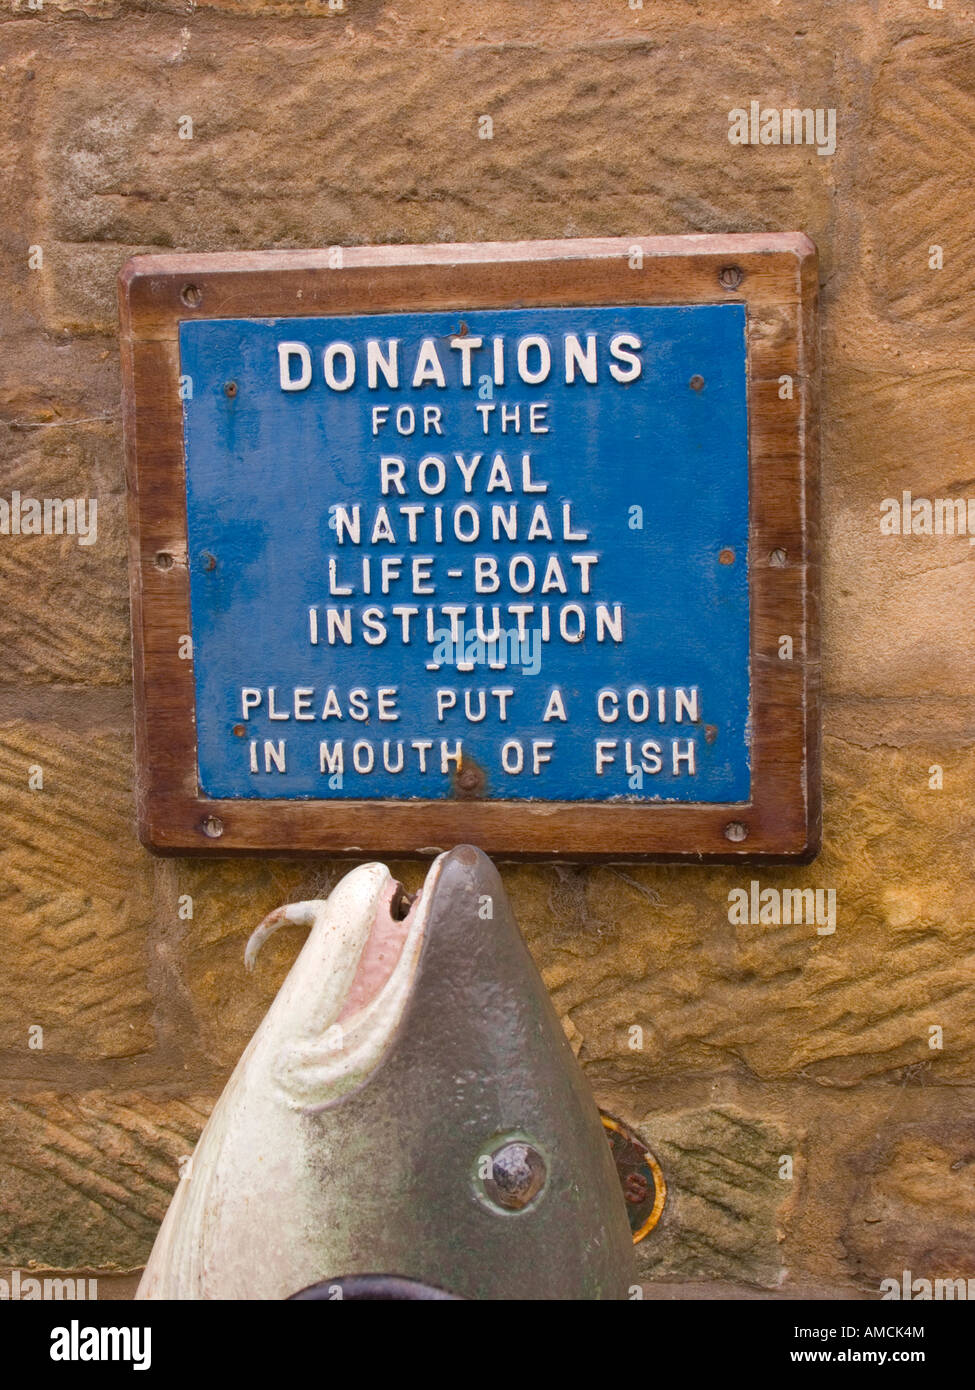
[179,304,749,802]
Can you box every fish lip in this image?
[286,850,487,1109]
[247,849,495,1113]
[330,871,425,1031]
[327,847,477,1034]
[284,865,442,1111]
[330,846,494,1046]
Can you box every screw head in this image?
[718,265,744,291]
[181,283,202,308]
[718,547,736,566]
[724,821,748,843]
[689,374,705,391]
[201,815,224,839]
[482,1141,547,1211]
[154,551,175,571]
[200,550,217,571]
[769,548,787,567]
[224,381,238,398]
[455,762,486,796]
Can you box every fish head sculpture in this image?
[137,845,636,1300]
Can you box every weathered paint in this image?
[180,305,750,803]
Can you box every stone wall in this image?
[1,0,973,1298]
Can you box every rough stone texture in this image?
[0,424,128,684]
[593,1073,975,1296]
[512,739,975,1088]
[861,29,975,339]
[0,0,972,1292]
[844,1117,975,1287]
[19,15,839,332]
[0,721,155,1063]
[840,1112,973,1284]
[633,1106,796,1287]
[825,362,975,701]
[0,1091,209,1270]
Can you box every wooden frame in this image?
[119,233,820,861]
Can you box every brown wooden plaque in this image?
[119,233,820,860]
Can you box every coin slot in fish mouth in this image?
[336,877,422,1025]
[389,883,417,921]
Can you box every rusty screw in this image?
[483,1142,547,1211]
[718,265,743,291]
[224,381,238,398]
[718,548,736,566]
[689,374,705,392]
[200,550,217,571]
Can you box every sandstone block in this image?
[0,1090,210,1270]
[633,1105,796,1286]
[508,740,975,1086]
[0,721,154,1060]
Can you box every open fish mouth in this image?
[243,863,430,1111]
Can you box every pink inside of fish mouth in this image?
[336,878,421,1024]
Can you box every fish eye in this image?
[476,1138,548,1212]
